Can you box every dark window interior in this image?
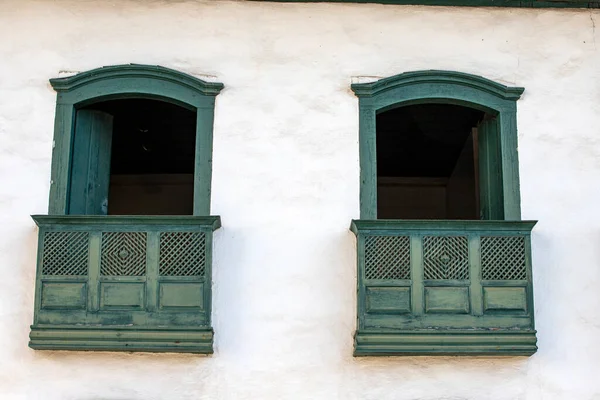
[84,99,196,215]
[376,104,485,219]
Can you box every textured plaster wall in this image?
[1,1,600,399]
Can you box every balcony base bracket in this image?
[29,325,214,354]
[354,329,537,356]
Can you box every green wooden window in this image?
[350,71,538,356]
[252,0,595,8]
[30,65,224,353]
[48,64,223,216]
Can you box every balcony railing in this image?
[351,219,537,356]
[29,215,220,353]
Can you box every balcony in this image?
[29,215,220,353]
[351,219,537,356]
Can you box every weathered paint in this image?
[48,64,223,216]
[351,219,537,355]
[29,215,220,353]
[1,0,600,398]
[352,70,522,220]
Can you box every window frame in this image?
[48,64,224,216]
[351,70,524,220]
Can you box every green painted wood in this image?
[29,326,214,353]
[88,232,101,312]
[352,71,524,101]
[364,313,533,329]
[352,70,523,220]
[50,64,224,96]
[32,215,221,229]
[366,287,411,313]
[68,110,113,215]
[351,219,537,356]
[359,104,377,219]
[32,232,46,325]
[524,232,536,328]
[477,116,505,220]
[203,228,215,326]
[356,232,367,330]
[424,287,470,313]
[160,283,204,309]
[41,283,86,310]
[498,110,522,220]
[30,215,220,353]
[351,219,536,233]
[410,236,424,316]
[354,330,537,356]
[468,236,483,316]
[145,232,159,312]
[48,103,74,215]
[483,287,527,312]
[194,104,216,215]
[252,0,595,7]
[99,282,145,309]
[47,64,224,216]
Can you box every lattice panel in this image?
[423,236,469,280]
[364,236,410,280]
[100,232,147,276]
[159,232,206,276]
[481,236,527,280]
[42,231,89,276]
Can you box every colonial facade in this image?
[0,0,599,398]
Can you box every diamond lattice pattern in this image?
[423,236,469,280]
[364,236,410,280]
[42,231,89,276]
[481,236,526,280]
[159,232,206,276]
[100,232,147,276]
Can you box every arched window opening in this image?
[71,99,197,216]
[376,104,487,220]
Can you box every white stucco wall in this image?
[1,1,600,398]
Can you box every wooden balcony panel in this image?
[351,219,537,356]
[29,215,220,353]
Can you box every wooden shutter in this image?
[68,110,113,215]
[476,116,504,220]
